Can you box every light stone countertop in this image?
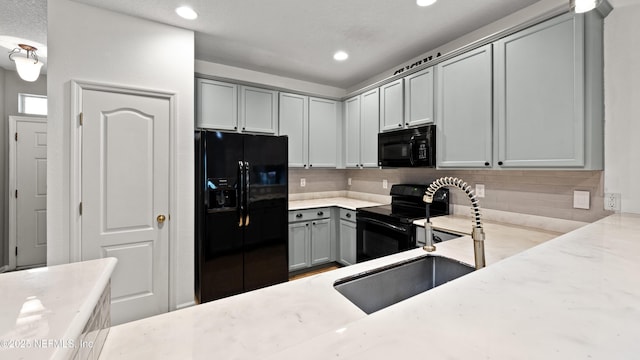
[0,258,117,360]
[97,213,640,359]
[288,197,385,211]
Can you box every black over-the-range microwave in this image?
[378,125,436,168]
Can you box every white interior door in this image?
[10,117,47,268]
[81,89,170,325]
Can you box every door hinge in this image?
[15,189,18,198]
[79,112,83,126]
[79,202,83,215]
[14,132,18,141]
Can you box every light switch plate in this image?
[300,178,306,187]
[348,178,352,186]
[573,190,590,209]
[382,179,388,189]
[475,184,485,198]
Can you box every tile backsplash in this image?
[289,168,612,223]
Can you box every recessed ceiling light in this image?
[176,6,198,20]
[416,0,437,7]
[333,51,349,61]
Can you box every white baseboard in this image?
[175,301,196,311]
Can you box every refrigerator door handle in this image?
[238,161,245,227]
[244,161,250,226]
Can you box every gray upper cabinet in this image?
[279,94,338,168]
[239,86,278,134]
[344,96,361,168]
[279,93,308,168]
[308,97,338,168]
[379,79,404,132]
[196,78,238,131]
[360,89,380,167]
[436,44,493,168]
[344,89,379,168]
[494,13,595,168]
[404,67,434,127]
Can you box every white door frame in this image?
[8,115,47,271]
[70,80,179,311]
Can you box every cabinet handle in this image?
[242,127,246,130]
[346,213,352,218]
[360,164,364,167]
[234,126,237,130]
[309,164,313,168]
[398,124,402,127]
[317,211,324,216]
[405,123,409,126]
[296,213,303,218]
[498,161,504,166]
[484,162,490,166]
[312,222,316,225]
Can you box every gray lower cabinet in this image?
[338,209,357,266]
[436,44,493,168]
[288,208,333,271]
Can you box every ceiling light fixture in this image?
[333,51,349,61]
[569,0,602,13]
[176,6,198,20]
[8,44,43,82]
[417,0,437,7]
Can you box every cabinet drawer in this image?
[339,208,356,222]
[289,207,330,222]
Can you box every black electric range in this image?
[356,184,450,263]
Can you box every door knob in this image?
[157,214,166,224]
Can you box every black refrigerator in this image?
[195,130,289,303]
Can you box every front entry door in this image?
[81,89,170,325]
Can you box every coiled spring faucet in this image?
[423,177,486,269]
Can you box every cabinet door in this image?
[344,96,361,168]
[436,44,493,168]
[239,86,278,134]
[196,79,238,131]
[279,93,308,168]
[379,79,404,132]
[308,98,337,168]
[310,218,331,266]
[288,222,310,271]
[339,220,357,266]
[494,14,584,168]
[405,67,434,127]
[360,88,380,168]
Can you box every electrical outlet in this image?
[348,177,352,186]
[604,193,621,211]
[300,178,306,187]
[382,179,388,189]
[475,184,485,198]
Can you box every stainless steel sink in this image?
[334,255,475,314]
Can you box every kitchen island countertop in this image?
[98,212,640,359]
[0,258,117,360]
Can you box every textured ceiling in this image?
[68,0,542,89]
[1,0,629,88]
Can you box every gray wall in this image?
[290,167,612,223]
[0,69,47,267]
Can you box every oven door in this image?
[356,214,414,263]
